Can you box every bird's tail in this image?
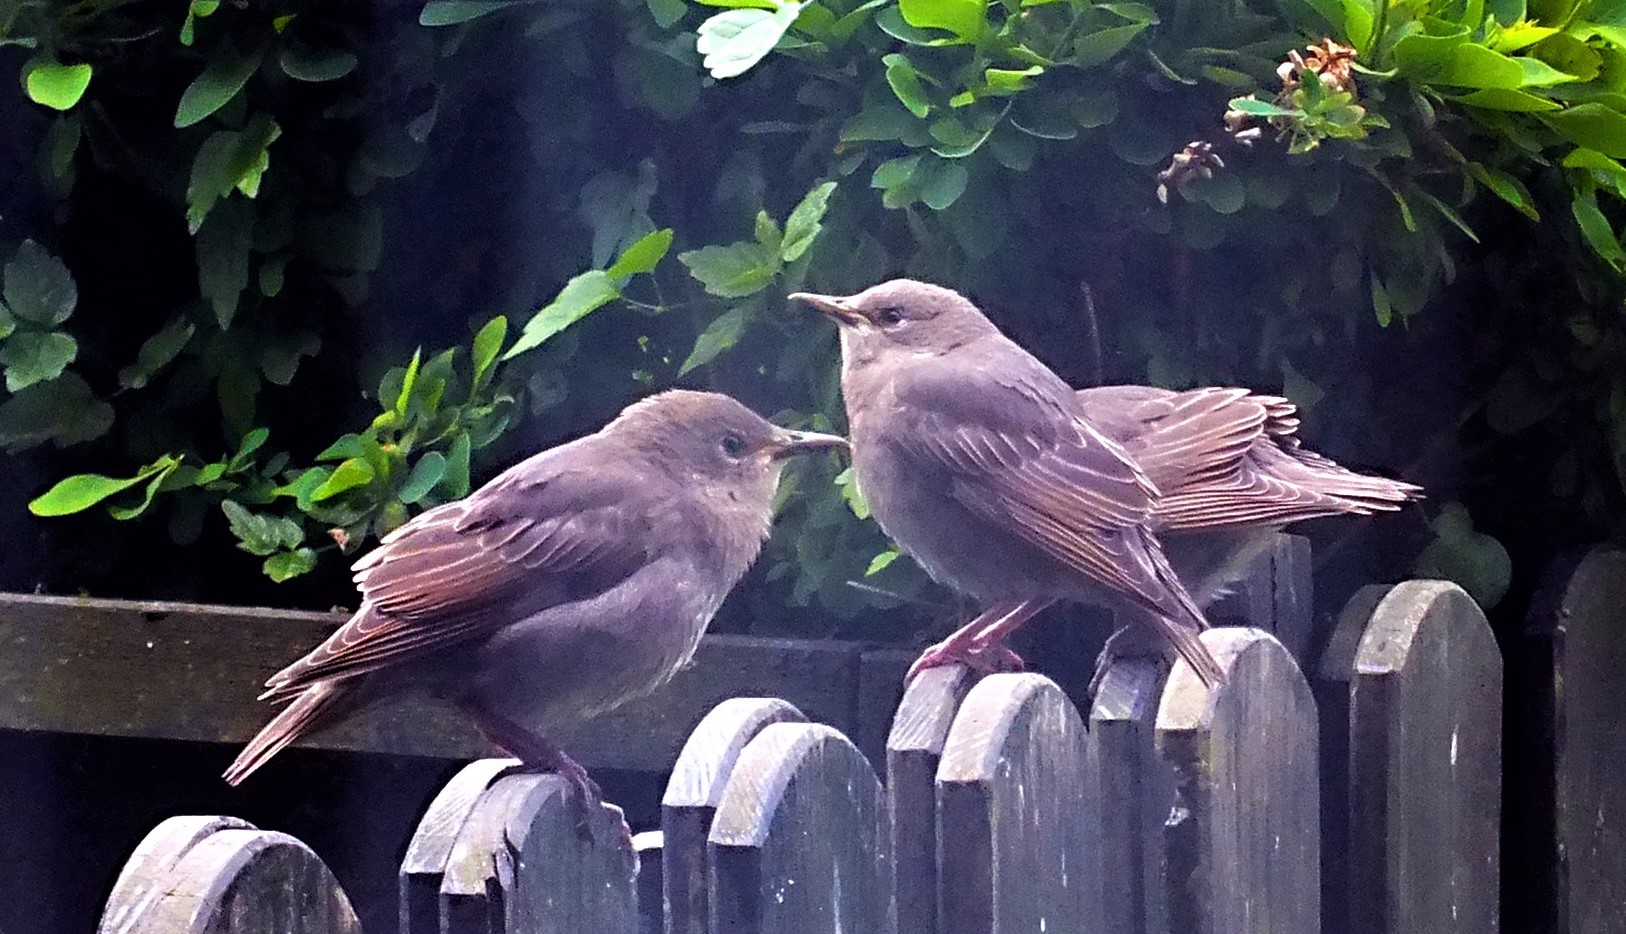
[223,681,347,786]
[1143,529,1228,688]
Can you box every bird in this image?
[793,279,1420,690]
[223,389,847,837]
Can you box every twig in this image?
[1079,280,1104,386]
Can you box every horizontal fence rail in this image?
[74,537,1626,933]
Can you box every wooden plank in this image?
[1345,581,1501,933]
[438,772,638,933]
[937,672,1104,934]
[100,818,360,933]
[1314,584,1392,934]
[1207,533,1314,661]
[1528,546,1626,933]
[886,663,977,934]
[398,758,521,934]
[1156,627,1319,934]
[662,697,805,934]
[0,592,872,773]
[856,647,916,772]
[633,832,664,934]
[98,815,254,934]
[1090,658,1174,934]
[709,722,893,934]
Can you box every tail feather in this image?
[1152,612,1228,687]
[1142,528,1228,689]
[223,682,347,786]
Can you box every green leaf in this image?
[471,316,508,388]
[0,306,13,340]
[647,0,688,27]
[395,348,423,418]
[605,228,674,279]
[231,427,269,467]
[1371,272,1394,327]
[898,0,985,42]
[505,270,621,359]
[25,62,92,111]
[1072,23,1152,68]
[1467,162,1540,220]
[221,500,280,555]
[696,4,805,80]
[1457,87,1561,110]
[399,452,448,504]
[0,373,111,452]
[1571,186,1626,267]
[680,306,748,374]
[108,457,185,521]
[186,116,280,233]
[420,1,525,26]
[174,47,263,128]
[441,431,473,497]
[1414,502,1511,609]
[1228,96,1301,118]
[865,548,900,576]
[318,433,369,462]
[311,457,376,501]
[195,200,252,329]
[29,457,178,517]
[264,548,318,582]
[4,240,76,325]
[678,241,781,298]
[277,44,358,82]
[1541,103,1626,157]
[0,331,77,391]
[984,65,1043,94]
[919,159,969,210]
[884,53,932,118]
[754,211,783,255]
[781,182,836,262]
[835,466,869,519]
[1420,192,1480,242]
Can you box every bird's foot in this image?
[1087,626,1170,698]
[548,753,626,848]
[906,635,1024,684]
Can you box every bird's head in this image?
[609,390,847,506]
[791,279,999,367]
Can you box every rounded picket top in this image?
[438,772,638,933]
[886,663,977,934]
[1156,627,1319,934]
[632,831,664,934]
[662,697,806,934]
[936,672,1103,934]
[98,815,358,934]
[1346,580,1502,933]
[399,757,523,934]
[1529,546,1626,932]
[709,722,893,934]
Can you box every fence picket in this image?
[1091,659,1174,934]
[1156,627,1319,934]
[708,722,893,933]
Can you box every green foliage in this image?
[10,0,1626,623]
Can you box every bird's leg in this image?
[474,713,626,849]
[907,599,1045,683]
[1088,623,1170,697]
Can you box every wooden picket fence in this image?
[89,540,1626,933]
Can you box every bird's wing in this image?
[263,454,654,697]
[892,365,1195,624]
[1076,385,1420,532]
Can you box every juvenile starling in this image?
[795,280,1419,688]
[224,390,845,831]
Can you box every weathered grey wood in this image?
[709,722,893,934]
[634,831,664,934]
[1156,627,1319,934]
[398,757,521,934]
[1344,581,1501,933]
[937,672,1104,934]
[1529,547,1626,933]
[1090,658,1174,934]
[1207,533,1314,661]
[886,663,977,934]
[98,817,359,933]
[857,647,917,771]
[1315,584,1392,934]
[0,592,880,772]
[99,816,255,934]
[662,697,805,934]
[438,772,637,933]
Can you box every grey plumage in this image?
[224,390,846,814]
[795,280,1420,689]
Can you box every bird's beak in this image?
[766,428,850,460]
[789,292,866,327]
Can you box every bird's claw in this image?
[906,637,1024,684]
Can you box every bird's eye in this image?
[721,433,747,458]
[876,306,905,326]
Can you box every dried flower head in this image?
[1156,140,1225,204]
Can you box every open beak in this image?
[767,428,850,460]
[789,292,866,327]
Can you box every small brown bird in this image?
[224,390,845,831]
[794,280,1419,688]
